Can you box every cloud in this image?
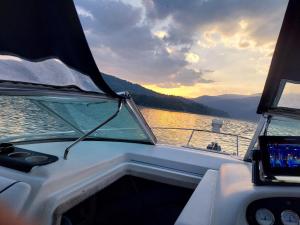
[153,30,168,39]
[75,5,94,21]
[77,0,142,33]
[74,0,188,84]
[239,20,248,30]
[73,0,287,91]
[238,40,251,48]
[157,68,214,88]
[144,0,288,46]
[185,52,200,63]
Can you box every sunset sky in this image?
[75,0,288,98]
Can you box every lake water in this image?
[0,96,258,157]
[140,107,257,157]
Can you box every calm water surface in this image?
[140,107,257,156]
[0,97,258,157]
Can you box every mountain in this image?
[103,74,229,118]
[0,59,228,118]
[194,94,261,121]
[103,73,162,97]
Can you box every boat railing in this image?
[151,127,252,156]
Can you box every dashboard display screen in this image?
[268,143,300,168]
[259,136,300,176]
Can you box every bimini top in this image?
[257,0,300,114]
[0,0,119,97]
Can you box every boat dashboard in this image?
[0,141,299,225]
[247,197,300,225]
[175,163,300,225]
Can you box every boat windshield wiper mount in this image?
[63,99,124,160]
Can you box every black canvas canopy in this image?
[0,0,119,98]
[257,0,300,114]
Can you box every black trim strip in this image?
[257,0,299,113]
[0,181,20,194]
[10,137,154,146]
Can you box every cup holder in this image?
[0,147,57,172]
[25,156,49,163]
[8,152,31,158]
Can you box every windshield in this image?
[276,81,300,110]
[267,115,300,136]
[0,94,151,143]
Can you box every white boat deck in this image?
[0,141,241,225]
[1,141,299,225]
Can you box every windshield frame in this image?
[244,110,300,161]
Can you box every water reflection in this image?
[0,96,258,157]
[0,97,70,140]
[140,107,257,156]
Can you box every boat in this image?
[0,0,299,225]
[206,142,222,152]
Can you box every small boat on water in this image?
[0,1,300,225]
[206,142,222,152]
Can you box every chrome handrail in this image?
[152,127,252,156]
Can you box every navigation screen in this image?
[268,144,300,168]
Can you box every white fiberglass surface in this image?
[0,95,149,143]
[0,55,101,93]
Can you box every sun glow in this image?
[71,0,288,98]
[142,78,265,98]
[153,30,168,39]
[185,52,201,63]
[239,20,249,30]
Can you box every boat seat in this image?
[0,176,31,215]
[175,169,218,225]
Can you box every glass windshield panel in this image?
[0,95,150,143]
[277,81,300,109]
[267,116,300,136]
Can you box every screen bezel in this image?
[259,136,300,176]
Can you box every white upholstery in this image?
[0,176,15,191]
[0,141,241,225]
[0,181,31,215]
[175,169,218,225]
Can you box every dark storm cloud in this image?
[74,0,212,86]
[77,0,141,33]
[165,25,194,46]
[75,0,191,83]
[169,68,213,87]
[156,68,213,87]
[144,0,288,45]
[74,0,287,87]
